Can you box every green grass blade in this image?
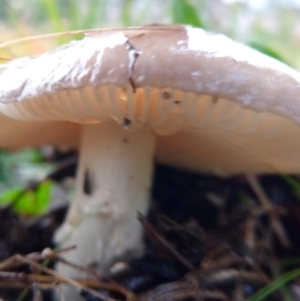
[67,1,80,30]
[280,286,293,301]
[41,0,64,32]
[121,0,134,26]
[41,0,68,44]
[81,0,104,29]
[171,0,205,28]
[246,268,300,301]
[247,41,290,65]
[280,174,300,200]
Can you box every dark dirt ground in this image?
[1,161,300,301]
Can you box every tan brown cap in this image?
[1,25,300,175]
[1,26,300,300]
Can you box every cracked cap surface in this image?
[1,25,300,175]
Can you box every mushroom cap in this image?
[1,25,300,175]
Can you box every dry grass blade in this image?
[0,57,11,61]
[136,272,229,301]
[0,30,86,49]
[246,174,290,247]
[138,212,195,271]
[15,255,116,301]
[0,247,76,271]
[0,271,135,298]
[0,25,182,50]
[0,271,136,299]
[0,247,136,301]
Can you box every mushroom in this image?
[1,24,300,297]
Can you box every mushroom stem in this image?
[55,120,155,278]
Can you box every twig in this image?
[246,174,290,247]
[0,247,135,300]
[0,271,134,296]
[137,212,195,271]
[0,254,117,301]
[0,246,76,271]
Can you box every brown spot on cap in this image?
[161,91,171,99]
[123,117,132,127]
[212,97,219,104]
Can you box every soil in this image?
[0,162,300,301]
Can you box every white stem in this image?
[55,121,155,297]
